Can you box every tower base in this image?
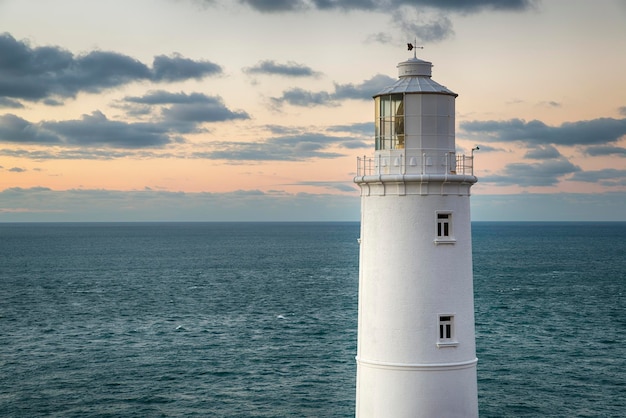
[355,358,478,418]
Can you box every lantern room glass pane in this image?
[375,94,404,150]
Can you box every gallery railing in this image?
[356,151,474,177]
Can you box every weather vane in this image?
[407,38,423,59]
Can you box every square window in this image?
[437,213,451,238]
[437,314,458,348]
[439,315,453,340]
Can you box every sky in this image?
[0,0,625,222]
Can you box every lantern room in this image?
[365,56,469,176]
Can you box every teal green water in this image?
[0,222,624,417]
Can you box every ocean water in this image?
[0,222,624,417]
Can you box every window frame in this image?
[434,211,456,245]
[375,94,405,150]
[437,314,459,348]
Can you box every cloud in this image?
[0,147,156,161]
[570,169,626,187]
[258,123,371,152]
[41,111,173,148]
[197,132,350,161]
[0,187,360,222]
[471,192,626,222]
[0,33,222,104]
[394,10,454,42]
[271,88,335,107]
[619,106,626,116]
[326,122,372,148]
[327,122,374,135]
[230,1,536,45]
[584,145,626,157]
[0,112,172,149]
[2,187,624,222]
[243,60,321,77]
[523,144,562,159]
[539,100,562,108]
[119,90,249,135]
[271,74,395,107]
[0,114,61,144]
[161,101,249,124]
[295,180,358,193]
[334,74,397,100]
[151,54,221,82]
[237,0,535,13]
[365,32,393,44]
[466,144,501,153]
[460,117,626,146]
[0,97,24,109]
[0,91,251,151]
[239,0,308,12]
[0,120,366,160]
[480,157,581,187]
[9,167,26,173]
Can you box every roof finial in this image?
[407,38,423,59]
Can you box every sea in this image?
[0,222,624,417]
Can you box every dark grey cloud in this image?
[460,117,626,146]
[239,0,308,12]
[238,0,534,13]
[0,147,155,161]
[244,60,321,77]
[461,118,626,188]
[480,158,581,187]
[524,144,562,159]
[162,101,249,124]
[262,123,369,149]
[0,114,61,144]
[152,54,221,82]
[123,90,250,128]
[328,122,374,136]
[272,88,335,107]
[271,74,395,107]
[9,167,26,173]
[261,123,371,152]
[264,125,303,135]
[125,90,219,105]
[0,33,222,104]
[584,145,626,157]
[231,0,535,44]
[334,74,396,100]
[197,133,349,161]
[0,97,24,109]
[0,90,250,155]
[42,98,64,107]
[326,122,372,148]
[570,169,626,187]
[0,112,171,149]
[41,111,172,148]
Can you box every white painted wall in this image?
[355,190,478,417]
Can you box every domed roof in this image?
[375,57,457,97]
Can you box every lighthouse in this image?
[354,51,478,417]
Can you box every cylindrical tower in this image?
[354,54,478,418]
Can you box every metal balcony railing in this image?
[356,151,475,177]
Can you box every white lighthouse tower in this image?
[354,51,478,418]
